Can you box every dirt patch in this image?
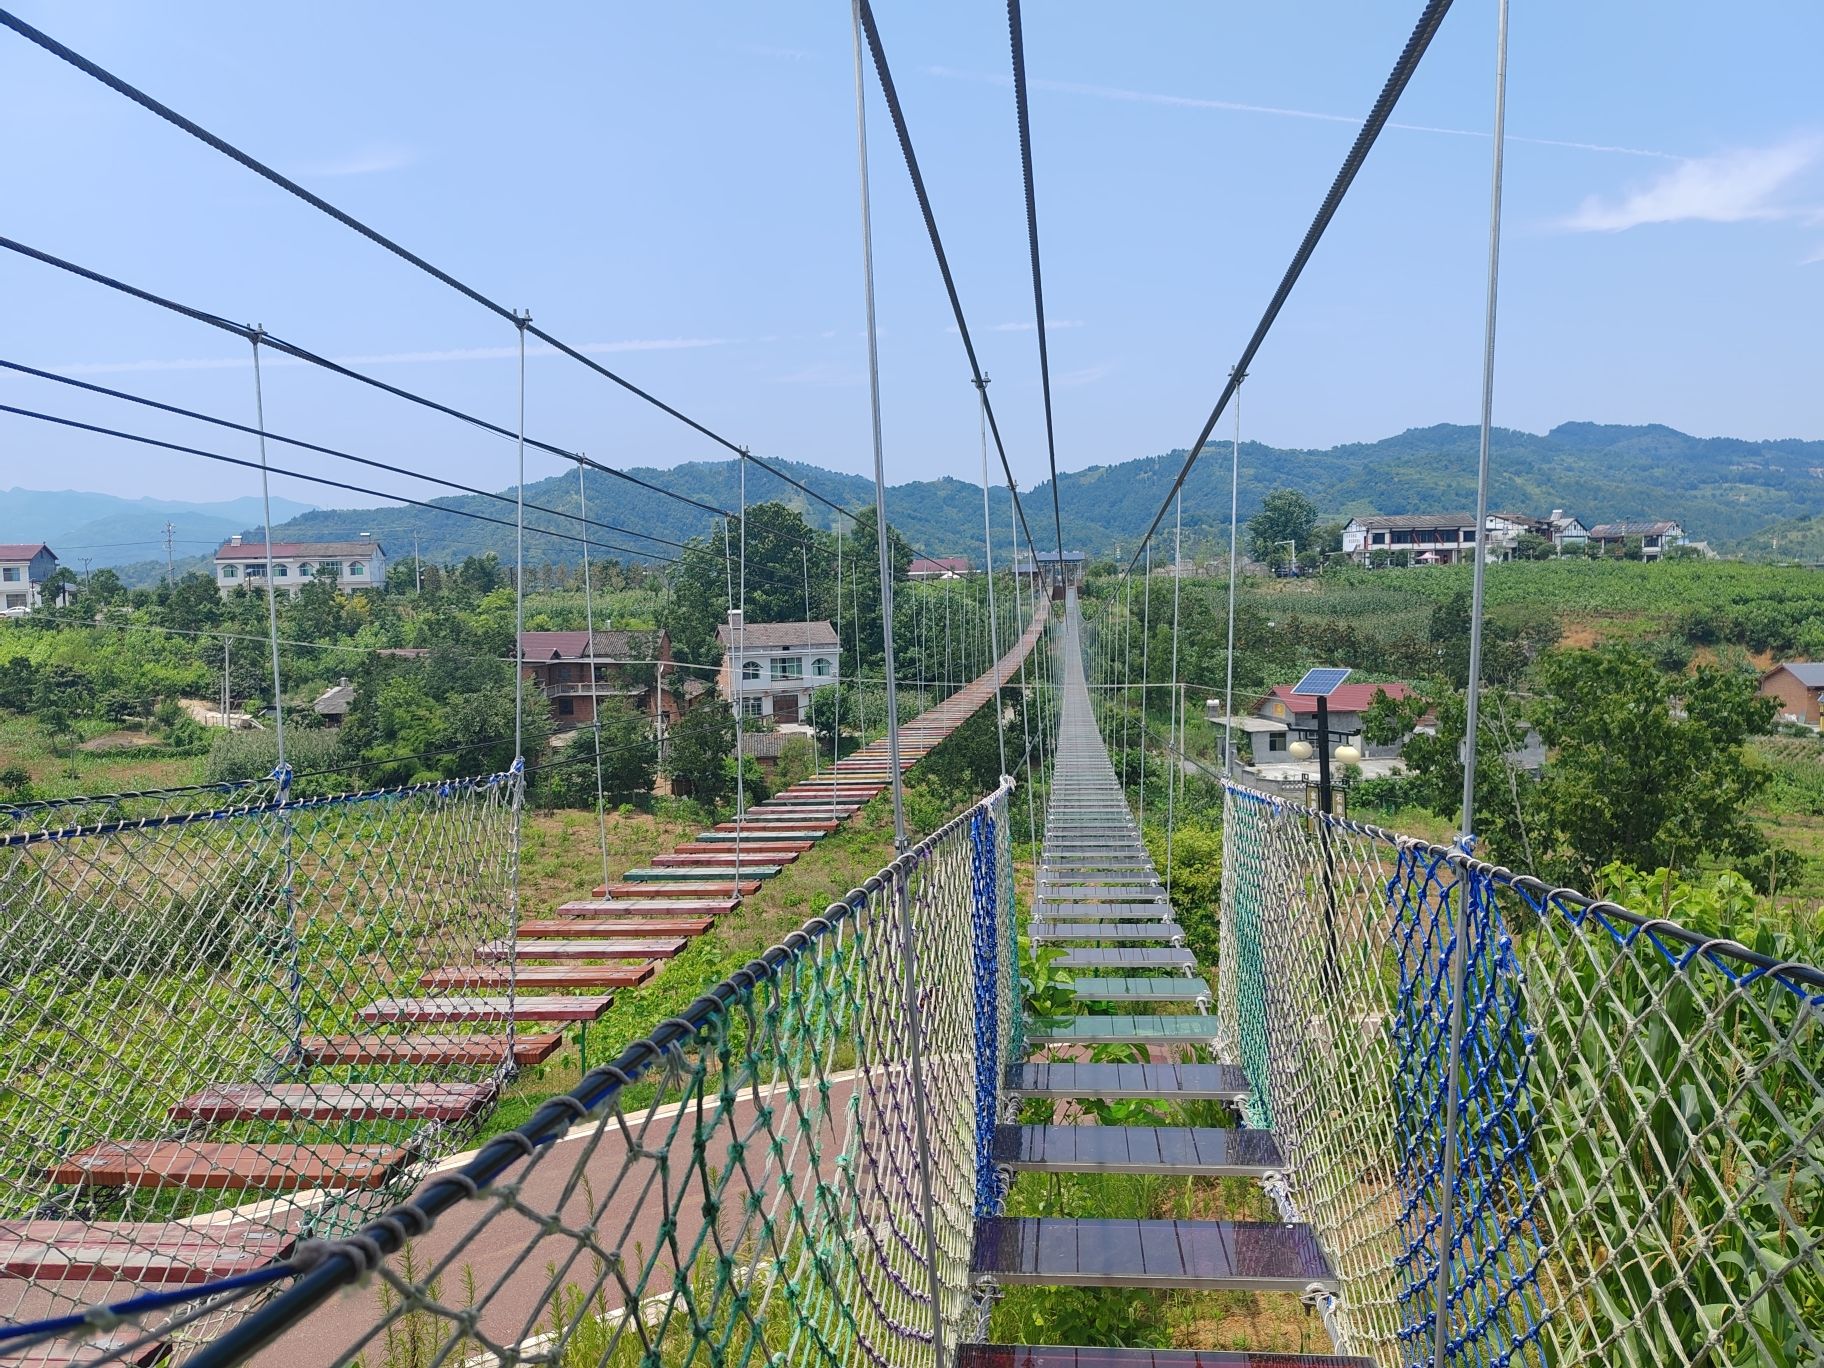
[75,729,161,753]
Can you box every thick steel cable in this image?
[0,235,742,527]
[1125,0,1458,572]
[0,404,671,560]
[978,389,1005,778]
[576,461,612,895]
[852,0,908,853]
[0,359,689,555]
[1005,0,1066,580]
[1436,2,1511,1359]
[1223,370,1245,774]
[854,0,1044,574]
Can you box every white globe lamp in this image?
[1334,744,1362,765]
[1288,739,1313,761]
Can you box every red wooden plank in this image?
[299,1033,562,1066]
[0,1220,291,1284]
[171,1082,496,1123]
[418,964,654,991]
[522,917,712,937]
[713,819,837,833]
[357,996,612,1023]
[554,899,732,917]
[600,881,759,897]
[479,937,688,961]
[48,1143,408,1191]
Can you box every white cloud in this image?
[292,143,416,178]
[1803,245,1824,265]
[1055,361,1115,387]
[744,43,813,62]
[54,337,731,377]
[1562,138,1823,232]
[770,361,860,386]
[991,319,1084,333]
[923,66,1677,160]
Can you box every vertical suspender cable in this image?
[1435,2,1509,1361]
[852,0,907,852]
[734,454,748,888]
[722,516,742,888]
[248,330,302,1060]
[978,378,1007,779]
[803,544,818,776]
[833,529,844,821]
[1012,504,1038,854]
[1138,539,1151,829]
[1122,571,1133,788]
[576,461,611,894]
[506,311,530,1058]
[1165,491,1182,897]
[1223,371,1245,774]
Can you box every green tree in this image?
[1514,531,1556,560]
[664,699,736,805]
[1531,646,1774,886]
[1246,488,1318,561]
[85,568,126,605]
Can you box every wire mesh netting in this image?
[2,781,1015,1368]
[1220,783,1824,1368]
[0,766,522,1358]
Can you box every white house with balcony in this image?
[214,535,386,597]
[715,615,839,726]
[0,543,60,612]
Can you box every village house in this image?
[715,616,839,726]
[1587,520,1686,560]
[519,628,678,730]
[907,555,971,580]
[1214,680,1417,766]
[1760,661,1824,728]
[1341,514,1480,565]
[214,534,386,596]
[0,543,60,612]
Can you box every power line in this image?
[0,235,739,528]
[0,359,690,554]
[1005,0,1065,573]
[854,0,1044,572]
[0,404,678,563]
[1124,0,1456,572]
[0,9,757,464]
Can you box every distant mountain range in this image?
[0,489,316,570]
[13,422,1824,571]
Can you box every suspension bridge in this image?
[2,1,1821,1365]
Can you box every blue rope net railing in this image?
[1219,782,1823,1368]
[0,767,522,1358]
[2,781,1017,1368]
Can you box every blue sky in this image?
[2,2,1821,513]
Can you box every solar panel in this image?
[1291,667,1353,697]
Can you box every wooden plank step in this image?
[970,1217,1337,1293]
[1030,922,1186,943]
[991,1124,1283,1176]
[300,1033,563,1067]
[1010,1062,1248,1102]
[957,1344,1374,1368]
[715,819,837,833]
[651,852,800,868]
[1070,976,1210,1003]
[692,830,824,843]
[617,865,783,881]
[1053,948,1198,970]
[171,1082,496,1123]
[556,898,733,917]
[666,841,814,856]
[522,918,711,938]
[0,1220,292,1284]
[419,963,654,990]
[358,996,612,1024]
[600,881,761,898]
[1027,1015,1217,1046]
[1034,906,1176,923]
[479,937,688,961]
[48,1142,408,1192]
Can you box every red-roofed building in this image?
[1248,680,1415,762]
[0,543,59,612]
[519,628,679,729]
[907,555,971,580]
[214,534,386,596]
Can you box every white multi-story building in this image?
[214,535,386,597]
[0,543,59,613]
[715,615,839,726]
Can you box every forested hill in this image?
[253,421,1824,564]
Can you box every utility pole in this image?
[413,530,422,593]
[162,522,177,583]
[79,557,91,593]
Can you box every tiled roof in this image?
[716,620,839,649]
[0,543,53,561]
[518,629,664,661]
[909,556,971,574]
[1771,662,1824,689]
[215,540,383,560]
[1261,681,1414,716]
[1588,521,1681,538]
[1346,514,1475,531]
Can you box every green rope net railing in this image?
[1220,784,1823,1368]
[0,767,522,1354]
